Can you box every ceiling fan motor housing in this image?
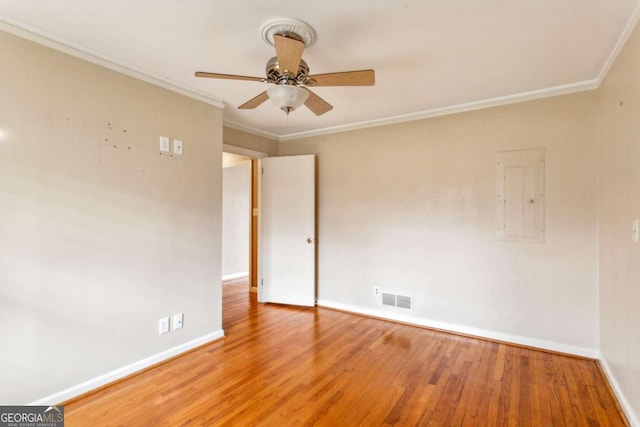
[266,57,312,85]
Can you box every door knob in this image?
[307,238,314,244]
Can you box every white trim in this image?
[224,121,280,141]
[279,80,599,141]
[598,355,639,427]
[28,330,225,405]
[0,14,626,142]
[222,145,268,159]
[597,1,640,84]
[317,299,598,359]
[222,272,249,282]
[592,8,640,426]
[3,6,637,143]
[0,18,225,110]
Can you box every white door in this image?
[259,155,315,306]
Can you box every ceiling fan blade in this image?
[274,34,304,76]
[303,88,333,116]
[195,72,264,82]
[238,91,269,109]
[308,70,375,86]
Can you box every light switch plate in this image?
[633,219,639,243]
[158,317,170,335]
[173,139,183,155]
[159,136,170,152]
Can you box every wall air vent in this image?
[382,293,396,307]
[396,295,412,310]
[381,292,412,310]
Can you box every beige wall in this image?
[597,19,640,426]
[3,11,638,420]
[222,163,251,277]
[0,31,223,404]
[223,126,278,156]
[280,92,599,354]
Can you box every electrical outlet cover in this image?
[173,313,183,330]
[173,139,183,155]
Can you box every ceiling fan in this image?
[195,18,375,116]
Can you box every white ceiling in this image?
[1,1,639,140]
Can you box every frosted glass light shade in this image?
[267,85,309,114]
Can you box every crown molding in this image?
[278,79,599,141]
[597,0,640,84]
[223,120,280,141]
[3,6,637,142]
[276,5,640,141]
[233,3,640,142]
[0,17,226,110]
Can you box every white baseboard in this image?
[598,355,638,427]
[222,272,249,282]
[29,329,225,405]
[317,299,598,359]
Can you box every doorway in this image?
[221,145,267,293]
[222,147,317,315]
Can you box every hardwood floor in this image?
[64,282,627,426]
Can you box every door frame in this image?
[222,144,268,293]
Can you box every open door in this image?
[249,159,260,291]
[259,155,316,306]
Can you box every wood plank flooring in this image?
[64,282,627,426]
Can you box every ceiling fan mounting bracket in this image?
[260,18,316,48]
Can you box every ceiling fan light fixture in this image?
[267,85,309,114]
